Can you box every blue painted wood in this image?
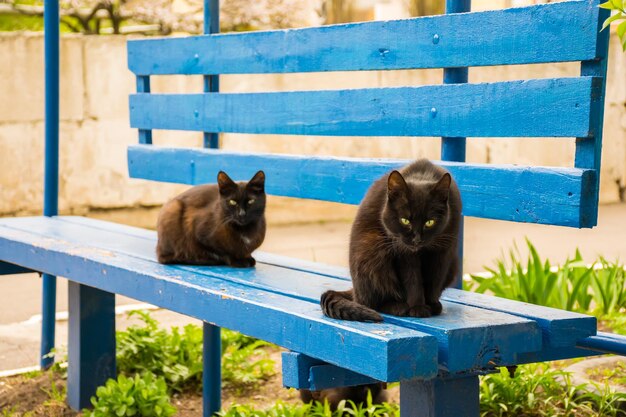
[401,375,479,417]
[574,3,611,228]
[127,1,600,76]
[203,0,219,150]
[42,0,60,371]
[0,218,438,381]
[442,0,470,290]
[129,77,599,138]
[0,261,32,274]
[0,217,544,373]
[127,145,597,228]
[282,352,381,390]
[136,76,152,144]
[442,289,596,348]
[203,322,221,417]
[67,282,116,409]
[53,216,599,354]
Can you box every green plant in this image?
[41,375,66,405]
[601,0,626,50]
[466,240,626,317]
[590,257,626,316]
[218,394,400,417]
[116,310,275,392]
[84,373,176,417]
[480,363,626,417]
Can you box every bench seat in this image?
[0,216,596,383]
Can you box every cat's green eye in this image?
[400,218,411,226]
[229,200,237,206]
[248,199,255,205]
[425,219,436,228]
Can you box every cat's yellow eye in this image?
[229,200,237,206]
[425,219,436,228]
[400,218,410,226]
[248,199,255,205]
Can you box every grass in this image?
[219,394,400,417]
[588,360,626,387]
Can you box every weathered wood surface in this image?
[127,145,597,227]
[128,1,601,76]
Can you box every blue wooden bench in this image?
[1,0,623,416]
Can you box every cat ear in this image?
[433,173,451,199]
[247,170,265,194]
[387,170,408,200]
[217,171,237,195]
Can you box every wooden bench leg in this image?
[203,322,221,416]
[67,282,116,410]
[400,375,479,417]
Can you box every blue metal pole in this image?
[577,332,626,356]
[443,0,470,289]
[203,0,220,149]
[41,0,60,370]
[203,323,221,416]
[203,2,221,414]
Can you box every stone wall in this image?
[0,31,624,225]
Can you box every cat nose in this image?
[238,209,246,217]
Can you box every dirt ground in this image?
[0,349,400,416]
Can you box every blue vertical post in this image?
[442,0,470,289]
[41,0,60,370]
[574,1,610,227]
[203,323,222,416]
[203,0,220,149]
[400,375,480,417]
[136,76,152,144]
[203,2,222,415]
[67,282,116,409]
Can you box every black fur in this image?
[321,159,462,320]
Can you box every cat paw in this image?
[229,257,255,268]
[428,301,443,316]
[407,304,432,318]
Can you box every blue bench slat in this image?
[0,218,438,382]
[442,289,596,348]
[282,352,380,390]
[127,1,600,76]
[127,145,597,228]
[30,216,542,372]
[0,261,32,275]
[50,217,598,354]
[251,251,597,349]
[129,77,599,138]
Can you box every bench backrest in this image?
[126,0,609,229]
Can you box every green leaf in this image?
[601,12,624,31]
[600,1,616,9]
[618,19,626,37]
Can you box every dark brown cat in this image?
[156,171,266,267]
[321,158,462,322]
[299,383,388,410]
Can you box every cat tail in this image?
[320,290,383,322]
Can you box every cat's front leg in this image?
[396,256,431,318]
[422,250,458,316]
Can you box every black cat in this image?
[321,159,462,322]
[156,171,266,267]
